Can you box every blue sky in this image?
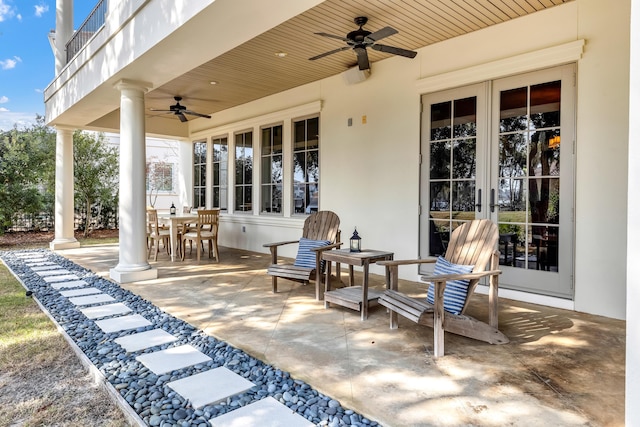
[0,0,94,131]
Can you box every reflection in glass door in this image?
[492,65,575,298]
[420,84,487,271]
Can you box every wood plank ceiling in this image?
[145,0,571,122]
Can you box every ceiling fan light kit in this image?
[309,16,417,71]
[343,65,371,85]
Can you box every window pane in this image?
[307,117,319,150]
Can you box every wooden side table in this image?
[322,249,394,320]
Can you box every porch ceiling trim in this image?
[416,39,585,93]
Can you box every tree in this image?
[73,131,119,237]
[0,116,56,233]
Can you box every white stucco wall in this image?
[178,1,629,320]
[627,0,639,421]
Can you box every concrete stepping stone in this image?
[68,293,115,306]
[136,345,212,375]
[44,274,80,283]
[167,367,255,409]
[95,314,152,333]
[210,396,314,427]
[81,303,133,320]
[60,287,102,297]
[50,280,89,290]
[25,262,57,267]
[36,269,72,276]
[114,329,178,352]
[15,253,48,259]
[30,265,63,271]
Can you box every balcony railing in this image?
[65,0,108,64]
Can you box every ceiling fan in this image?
[309,16,417,71]
[150,96,211,122]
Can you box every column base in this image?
[109,267,158,284]
[50,238,81,250]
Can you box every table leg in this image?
[324,260,332,308]
[348,265,354,286]
[170,219,178,262]
[361,261,369,321]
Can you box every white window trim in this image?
[416,40,585,94]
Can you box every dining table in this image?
[158,212,198,261]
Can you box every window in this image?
[293,116,319,214]
[260,124,283,213]
[212,136,228,211]
[234,131,253,212]
[146,162,174,192]
[193,141,207,209]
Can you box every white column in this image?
[54,0,73,74]
[627,0,640,424]
[110,79,157,283]
[50,127,80,250]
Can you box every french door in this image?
[420,64,575,299]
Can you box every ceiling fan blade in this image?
[184,110,212,119]
[354,47,370,71]
[371,43,417,58]
[365,26,398,43]
[309,46,351,61]
[314,32,349,42]
[176,112,188,122]
[149,108,173,112]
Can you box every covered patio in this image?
[56,243,624,427]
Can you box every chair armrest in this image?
[420,269,502,283]
[376,257,438,267]
[263,240,299,248]
[309,242,342,252]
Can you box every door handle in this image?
[490,188,497,213]
[475,189,482,212]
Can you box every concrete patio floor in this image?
[57,243,624,427]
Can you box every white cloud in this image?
[0,0,15,22]
[0,96,8,103]
[0,110,42,131]
[0,56,22,70]
[34,3,48,17]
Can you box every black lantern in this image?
[350,228,361,252]
[170,203,176,215]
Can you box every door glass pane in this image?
[430,101,451,140]
[430,141,450,179]
[531,81,561,128]
[499,134,527,178]
[453,97,476,137]
[498,178,526,222]
[499,87,527,132]
[529,177,560,224]
[453,139,475,179]
[529,225,559,271]
[430,182,450,215]
[452,181,475,218]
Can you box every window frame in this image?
[260,122,284,215]
[211,135,229,211]
[193,140,207,209]
[292,115,320,216]
[234,130,253,213]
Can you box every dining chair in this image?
[147,208,170,261]
[181,209,220,261]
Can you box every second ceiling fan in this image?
[150,96,211,122]
[309,16,417,71]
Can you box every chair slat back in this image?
[444,219,499,313]
[198,209,220,233]
[302,211,340,243]
[147,209,159,234]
